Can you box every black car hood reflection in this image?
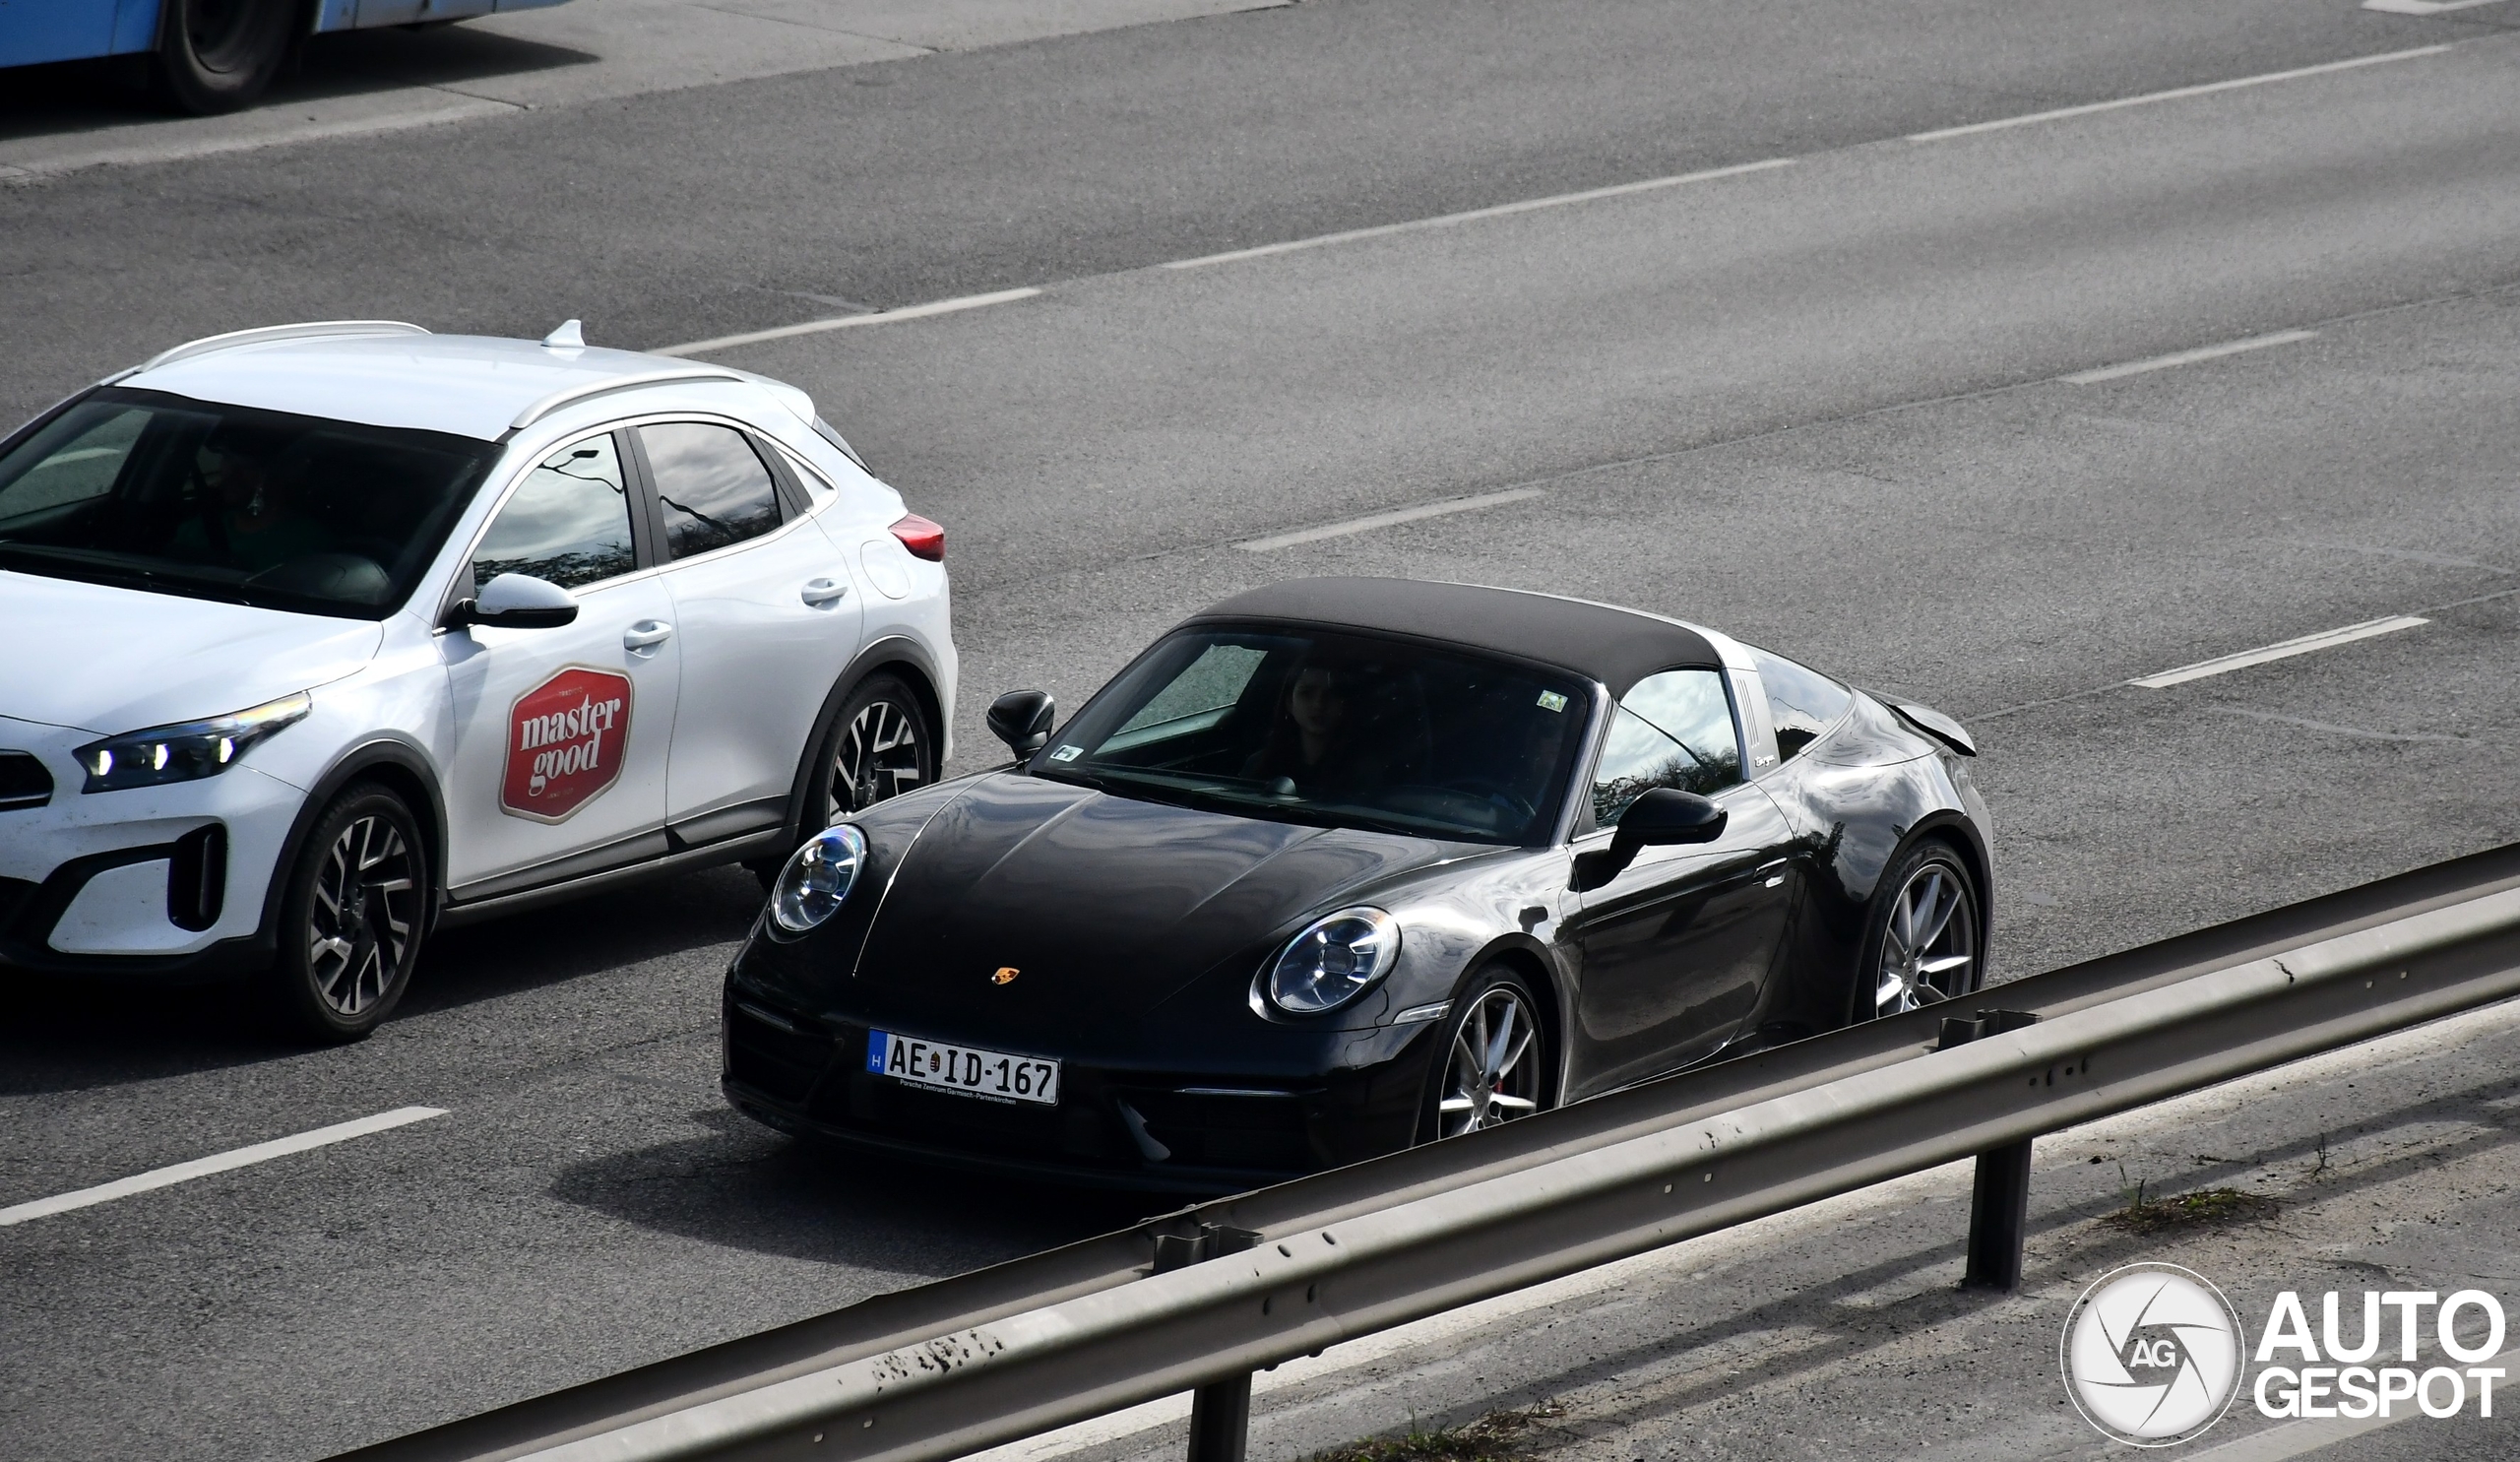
[851,772,1457,1031]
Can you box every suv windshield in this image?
[0,387,499,618]
[1036,626,1593,845]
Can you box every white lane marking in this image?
[654,287,1044,356]
[2063,329,2319,384]
[0,1107,448,1228]
[1906,45,2455,142]
[1235,487,1546,551]
[2128,616,2429,689]
[2362,0,2512,13]
[2184,1343,2520,1460]
[1162,159,1797,271]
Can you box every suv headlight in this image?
[1266,906,1401,1014]
[770,825,866,934]
[75,691,311,794]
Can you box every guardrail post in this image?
[1151,1223,1261,1462]
[1939,1009,2042,1292]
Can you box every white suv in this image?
[0,320,955,1039]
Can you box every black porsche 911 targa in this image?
[723,578,1991,1190]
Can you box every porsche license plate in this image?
[868,1030,1060,1106]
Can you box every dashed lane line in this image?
[1904,46,2455,143]
[1161,159,1797,272]
[0,1107,449,1228]
[659,42,2479,352]
[1234,488,1546,551]
[655,288,1043,356]
[2064,330,2319,385]
[2362,0,2514,13]
[2128,616,2431,689]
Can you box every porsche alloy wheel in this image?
[1869,846,1980,1019]
[827,678,931,821]
[271,784,428,1042]
[1432,979,1546,1139]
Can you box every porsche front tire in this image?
[267,784,429,1043]
[1418,966,1552,1142]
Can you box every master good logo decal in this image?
[2062,1263,2245,1446]
[502,667,632,822]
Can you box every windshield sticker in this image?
[502,667,633,822]
[1048,744,1084,762]
[1537,690,1569,713]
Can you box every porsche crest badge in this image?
[991,967,1021,985]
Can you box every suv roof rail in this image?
[138,320,432,373]
[505,366,751,435]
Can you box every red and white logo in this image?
[502,667,632,822]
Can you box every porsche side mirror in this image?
[447,572,580,631]
[988,689,1055,759]
[1572,788,1727,890]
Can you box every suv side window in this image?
[472,433,635,591]
[638,421,784,559]
[1750,648,1854,762]
[1590,667,1740,826]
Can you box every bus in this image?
[0,0,571,114]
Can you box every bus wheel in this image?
[157,0,296,114]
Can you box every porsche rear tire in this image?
[1418,967,1552,1142]
[156,0,297,115]
[1854,837,1983,1023]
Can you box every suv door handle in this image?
[623,620,674,652]
[799,577,850,606]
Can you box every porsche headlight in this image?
[770,824,866,934]
[1266,907,1401,1014]
[76,691,311,794]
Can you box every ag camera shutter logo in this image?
[2062,1263,2246,1446]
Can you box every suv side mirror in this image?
[446,572,580,631]
[988,689,1055,759]
[1572,788,1728,890]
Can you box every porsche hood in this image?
[844,772,1455,1034]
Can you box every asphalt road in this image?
[3,3,2518,1459]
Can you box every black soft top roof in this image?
[1186,578,1721,698]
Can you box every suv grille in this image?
[0,752,52,811]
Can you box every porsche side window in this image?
[472,435,636,592]
[0,406,147,519]
[640,421,783,559]
[1592,667,1740,825]
[1105,644,1269,751]
[1750,648,1854,762]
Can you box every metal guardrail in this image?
[340,845,2520,1462]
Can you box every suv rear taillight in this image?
[889,514,945,562]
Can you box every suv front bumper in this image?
[0,715,303,980]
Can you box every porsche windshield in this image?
[1036,627,1593,844]
[0,388,498,618]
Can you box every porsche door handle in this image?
[622,620,675,653]
[799,577,850,606]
